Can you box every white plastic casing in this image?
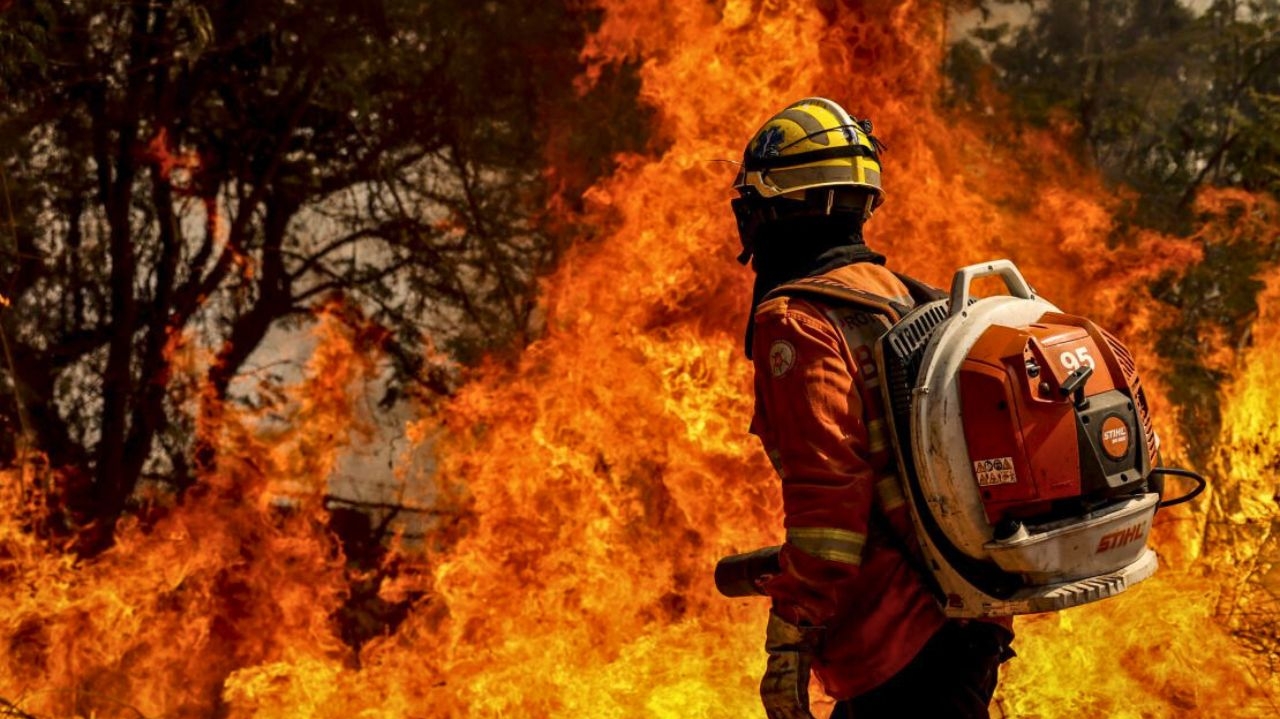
[891,260,1160,616]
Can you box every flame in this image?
[3,2,1280,718]
[137,127,228,268]
[138,128,202,188]
[1,309,377,717]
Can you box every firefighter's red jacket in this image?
[750,262,946,699]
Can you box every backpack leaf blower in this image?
[717,260,1206,617]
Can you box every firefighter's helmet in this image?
[733,97,885,264]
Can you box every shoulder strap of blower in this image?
[762,271,948,602]
[765,271,946,319]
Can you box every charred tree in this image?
[0,0,653,553]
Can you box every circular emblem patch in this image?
[1100,415,1131,460]
[769,340,796,378]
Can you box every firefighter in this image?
[732,97,1014,718]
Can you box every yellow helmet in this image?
[731,97,885,264]
[734,96,884,212]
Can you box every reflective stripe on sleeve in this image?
[866,418,889,454]
[786,527,866,565]
[875,473,906,511]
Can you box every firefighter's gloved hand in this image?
[760,612,819,719]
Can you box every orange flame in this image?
[1,310,377,717]
[3,2,1280,718]
[138,128,202,188]
[138,127,229,269]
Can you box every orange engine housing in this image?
[958,312,1157,527]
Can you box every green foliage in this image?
[950,1,1280,465]
[1152,222,1270,460]
[0,1,51,92]
[951,0,1280,229]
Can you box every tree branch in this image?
[324,494,457,516]
[0,695,42,719]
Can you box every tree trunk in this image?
[193,199,296,482]
[1080,0,1104,159]
[86,0,156,554]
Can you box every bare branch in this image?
[0,696,41,719]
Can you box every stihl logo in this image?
[1099,415,1132,460]
[1096,522,1146,553]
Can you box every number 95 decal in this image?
[1060,347,1095,371]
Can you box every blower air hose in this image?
[1150,467,1208,508]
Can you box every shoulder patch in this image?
[769,340,796,377]
[755,295,791,315]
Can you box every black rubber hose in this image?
[1150,467,1208,508]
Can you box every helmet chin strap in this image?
[731,194,760,265]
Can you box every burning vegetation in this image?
[2,0,1280,717]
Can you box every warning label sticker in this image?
[974,457,1018,487]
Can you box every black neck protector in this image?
[744,216,885,359]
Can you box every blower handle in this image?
[948,260,1037,317]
